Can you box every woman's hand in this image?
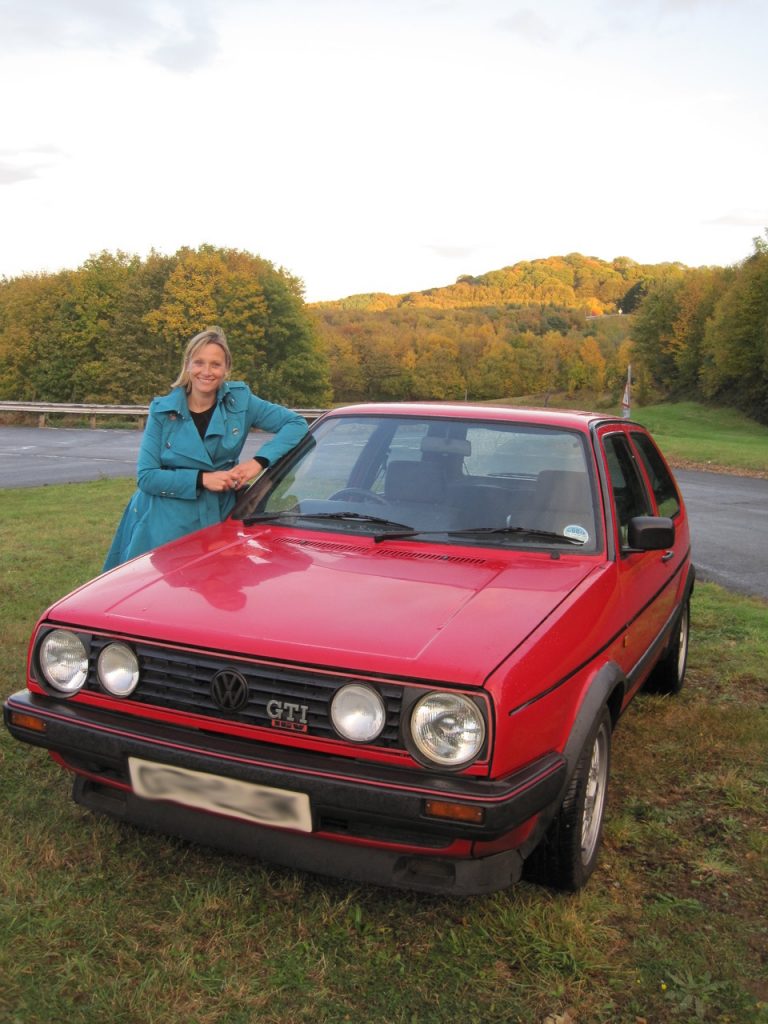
[230,458,265,488]
[201,470,240,492]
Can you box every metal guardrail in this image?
[0,401,327,429]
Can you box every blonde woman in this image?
[103,327,308,570]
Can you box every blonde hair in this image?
[173,327,232,390]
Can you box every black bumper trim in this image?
[73,776,525,895]
[5,690,565,878]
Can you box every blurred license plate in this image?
[129,757,312,832]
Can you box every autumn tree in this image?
[0,244,330,406]
[409,334,465,400]
[700,235,768,417]
[145,245,331,404]
[0,269,81,400]
[630,268,689,391]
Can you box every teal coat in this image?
[103,382,307,570]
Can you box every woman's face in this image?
[188,342,228,405]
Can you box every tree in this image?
[409,334,464,400]
[667,267,730,395]
[0,270,80,400]
[578,336,607,392]
[630,269,688,390]
[700,236,768,419]
[0,244,330,406]
[145,246,330,404]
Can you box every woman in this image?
[103,327,308,570]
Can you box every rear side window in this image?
[631,432,681,518]
[603,433,652,547]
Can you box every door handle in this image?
[661,550,675,562]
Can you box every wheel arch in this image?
[519,660,626,860]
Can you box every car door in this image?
[598,426,682,694]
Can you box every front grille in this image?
[86,637,404,748]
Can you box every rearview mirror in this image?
[627,516,675,551]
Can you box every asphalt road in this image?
[0,426,145,487]
[0,425,274,488]
[673,468,767,600]
[1,426,766,600]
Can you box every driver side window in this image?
[603,434,651,548]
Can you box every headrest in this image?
[420,436,471,456]
[535,470,591,508]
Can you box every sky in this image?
[1,0,767,303]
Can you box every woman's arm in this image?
[246,397,309,466]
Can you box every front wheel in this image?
[525,708,612,891]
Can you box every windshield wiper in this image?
[244,512,585,547]
[243,511,304,525]
[373,525,586,545]
[244,511,414,531]
[448,525,586,544]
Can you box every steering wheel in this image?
[330,487,387,505]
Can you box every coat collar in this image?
[154,383,237,428]
[152,384,241,467]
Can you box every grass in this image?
[631,402,768,476]
[503,396,768,477]
[2,481,767,1024]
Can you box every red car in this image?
[4,404,694,893]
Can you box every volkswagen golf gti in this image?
[4,403,694,893]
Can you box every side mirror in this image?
[627,516,675,551]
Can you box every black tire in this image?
[524,708,612,891]
[645,599,690,695]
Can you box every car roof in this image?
[326,402,634,433]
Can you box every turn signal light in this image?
[424,799,484,824]
[9,711,47,733]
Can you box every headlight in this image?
[39,630,88,694]
[97,642,140,697]
[411,692,485,767]
[331,683,386,743]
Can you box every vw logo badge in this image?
[211,669,249,711]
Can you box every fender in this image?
[519,660,627,859]
[521,565,696,860]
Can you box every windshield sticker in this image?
[563,524,589,545]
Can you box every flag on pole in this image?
[621,364,632,418]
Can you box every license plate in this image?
[128,757,312,832]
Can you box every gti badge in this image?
[266,699,309,732]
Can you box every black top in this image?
[190,405,215,438]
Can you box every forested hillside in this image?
[0,245,332,406]
[311,242,768,421]
[1,241,766,423]
[315,252,666,316]
[632,234,768,421]
[311,302,634,403]
[309,253,661,403]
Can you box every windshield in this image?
[234,413,601,552]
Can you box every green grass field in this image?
[632,402,768,476]
[505,396,768,477]
[1,434,767,1023]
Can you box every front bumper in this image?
[4,689,566,894]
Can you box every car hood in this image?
[48,523,600,686]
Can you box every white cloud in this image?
[0,0,766,298]
[0,145,66,186]
[495,9,557,44]
[705,210,768,227]
[0,0,222,69]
